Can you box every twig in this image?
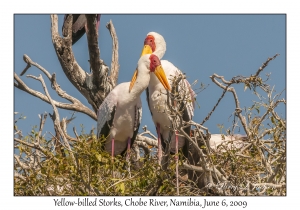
[254,54,280,77]
[201,84,230,125]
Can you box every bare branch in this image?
[135,134,158,147]
[61,117,78,142]
[37,113,47,145]
[254,54,280,77]
[14,138,53,158]
[14,172,27,181]
[210,74,250,136]
[181,162,204,173]
[85,15,101,81]
[106,20,119,87]
[201,84,230,125]
[134,141,151,156]
[15,69,97,120]
[30,74,76,166]
[50,14,111,113]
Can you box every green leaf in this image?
[119,182,125,193]
[95,154,102,162]
[271,116,275,124]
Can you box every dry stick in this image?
[254,54,280,77]
[135,134,158,147]
[14,138,57,160]
[15,55,97,120]
[106,20,120,88]
[141,126,158,140]
[28,74,77,167]
[254,99,286,132]
[37,113,48,145]
[134,141,151,156]
[271,108,286,129]
[51,14,109,113]
[180,126,209,172]
[189,123,221,184]
[207,54,280,138]
[14,154,31,170]
[61,117,78,142]
[14,172,26,181]
[73,127,80,140]
[201,84,231,125]
[132,144,141,162]
[211,74,250,137]
[267,157,285,183]
[35,113,48,164]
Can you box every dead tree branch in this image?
[27,74,76,166]
[106,20,119,87]
[50,14,117,113]
[14,55,97,120]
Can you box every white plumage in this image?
[141,32,196,161]
[97,53,170,160]
[97,83,142,156]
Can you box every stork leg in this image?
[175,130,179,195]
[156,123,162,166]
[111,138,115,163]
[126,137,131,177]
[126,137,131,161]
[111,138,115,178]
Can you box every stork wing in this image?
[96,14,101,30]
[170,66,196,120]
[62,14,87,45]
[97,91,118,139]
[134,98,142,132]
[72,15,87,33]
[183,79,197,119]
[62,14,69,37]
[121,98,142,156]
[132,98,142,142]
[145,87,153,116]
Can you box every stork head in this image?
[140,32,166,59]
[129,54,171,92]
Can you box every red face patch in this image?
[144,35,156,52]
[149,54,161,72]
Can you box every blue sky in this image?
[14,14,286,139]
[3,0,299,208]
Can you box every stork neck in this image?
[154,46,166,60]
[130,66,150,98]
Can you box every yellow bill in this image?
[140,45,153,57]
[129,69,138,92]
[154,65,171,91]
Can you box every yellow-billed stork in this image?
[139,32,196,167]
[97,54,171,162]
